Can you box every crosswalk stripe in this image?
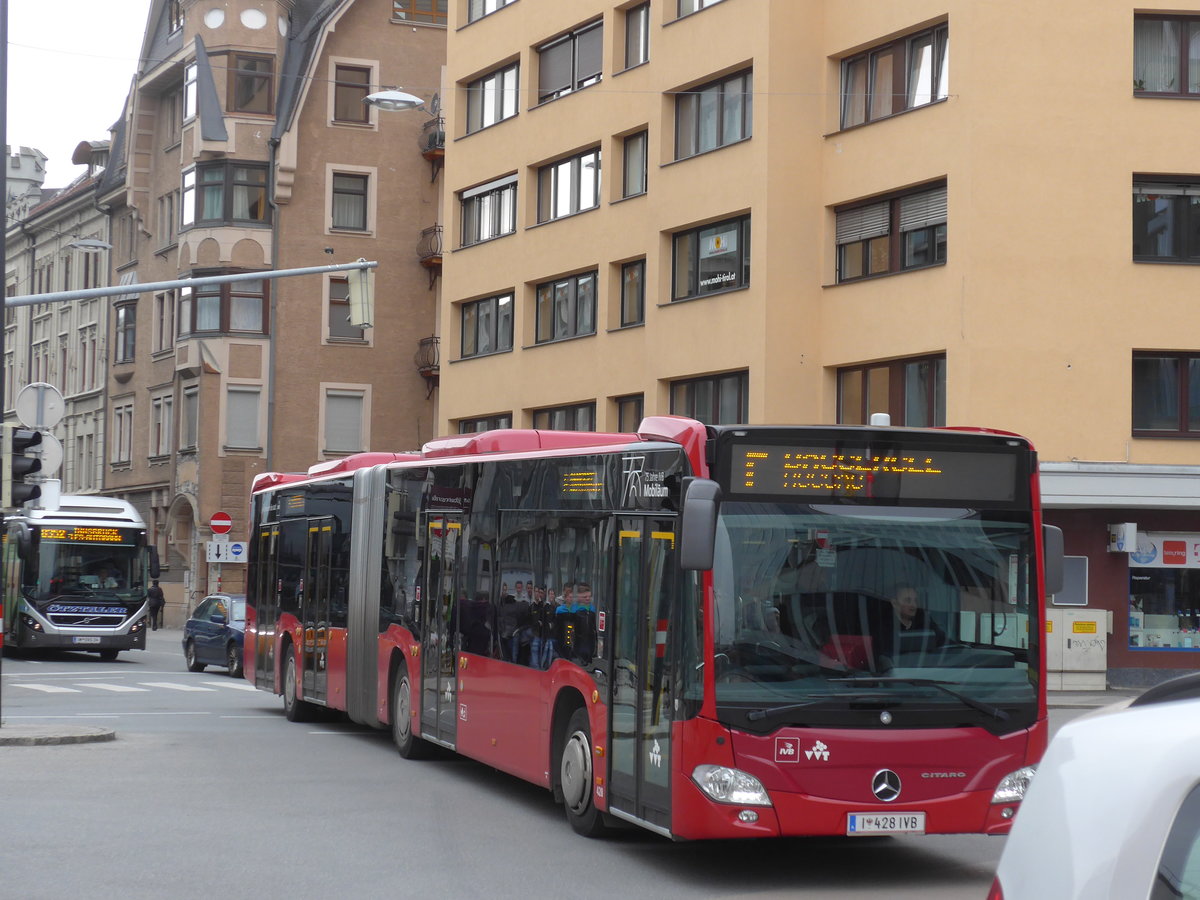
[82,683,151,692]
[138,682,217,692]
[202,681,258,691]
[15,683,80,693]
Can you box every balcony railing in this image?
[415,335,439,395]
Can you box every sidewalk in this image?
[1047,687,1141,709]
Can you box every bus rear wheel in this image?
[391,669,430,759]
[561,708,607,837]
[282,646,317,722]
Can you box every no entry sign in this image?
[210,512,233,535]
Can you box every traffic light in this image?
[2,427,42,508]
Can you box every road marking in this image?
[15,684,80,693]
[81,683,150,692]
[138,682,217,692]
[203,681,258,691]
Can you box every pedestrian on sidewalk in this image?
[147,580,165,631]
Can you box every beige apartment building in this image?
[438,0,1200,686]
[100,0,444,618]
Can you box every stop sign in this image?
[210,512,233,535]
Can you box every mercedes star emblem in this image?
[872,769,902,802]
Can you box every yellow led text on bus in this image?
[562,471,604,494]
[39,526,126,543]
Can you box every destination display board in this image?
[722,440,1024,505]
[37,526,138,545]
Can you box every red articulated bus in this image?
[244,416,1063,840]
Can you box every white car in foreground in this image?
[990,673,1200,900]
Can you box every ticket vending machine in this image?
[1046,556,1111,690]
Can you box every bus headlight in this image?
[20,614,44,633]
[991,765,1037,804]
[692,765,772,806]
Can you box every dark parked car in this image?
[182,594,246,677]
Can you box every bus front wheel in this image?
[561,708,607,837]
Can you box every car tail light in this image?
[986,876,1004,900]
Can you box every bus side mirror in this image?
[14,522,35,565]
[1043,525,1064,596]
[149,546,161,580]
[680,477,720,571]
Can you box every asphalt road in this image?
[0,628,1097,900]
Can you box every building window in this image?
[468,0,513,22]
[675,70,752,160]
[461,175,517,246]
[622,130,647,198]
[333,65,371,123]
[151,394,173,457]
[466,63,519,133]
[181,386,199,450]
[536,271,596,343]
[836,183,946,282]
[114,303,136,363]
[678,0,724,16]
[154,291,175,352]
[459,413,512,433]
[620,259,645,326]
[461,293,513,358]
[112,403,134,463]
[332,173,369,231]
[226,386,261,449]
[616,394,644,432]
[533,402,595,431]
[168,0,183,32]
[1134,15,1200,94]
[1133,353,1200,436]
[625,3,650,69]
[841,24,948,129]
[181,162,270,227]
[1133,180,1200,262]
[838,355,945,427]
[183,61,197,119]
[537,148,600,223]
[537,21,603,103]
[392,0,447,25]
[670,371,748,424]
[178,276,268,336]
[328,277,365,341]
[672,215,751,300]
[325,389,366,453]
[230,54,273,114]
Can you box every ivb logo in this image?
[775,737,800,763]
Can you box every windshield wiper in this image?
[829,676,1009,721]
[746,698,836,722]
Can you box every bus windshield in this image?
[29,535,145,601]
[711,501,1037,731]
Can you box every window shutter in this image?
[899,186,947,231]
[836,201,889,244]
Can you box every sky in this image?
[8,0,153,189]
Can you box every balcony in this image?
[415,336,439,395]
[419,117,445,180]
[417,225,442,288]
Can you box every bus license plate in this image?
[72,636,101,645]
[847,812,926,835]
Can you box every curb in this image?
[0,724,117,746]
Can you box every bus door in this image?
[420,515,463,748]
[302,519,334,703]
[253,525,279,691]
[608,518,676,833]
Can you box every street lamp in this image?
[363,88,424,112]
[68,239,111,253]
